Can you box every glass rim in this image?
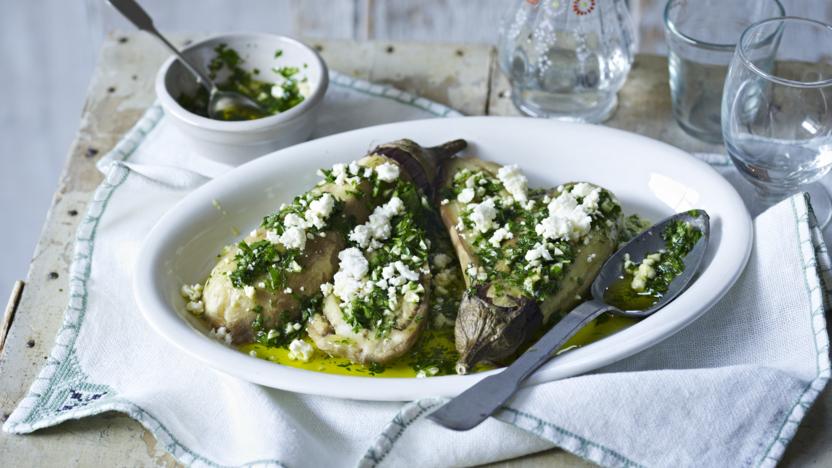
[738,16,832,88]
[663,0,785,51]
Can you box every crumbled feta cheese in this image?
[243,285,256,299]
[349,225,372,248]
[571,182,594,198]
[375,162,400,182]
[287,339,314,362]
[265,230,281,244]
[416,366,439,378]
[524,242,553,265]
[329,162,354,185]
[496,164,529,202]
[440,199,449,205]
[180,283,203,302]
[249,350,257,357]
[270,84,287,99]
[283,287,293,294]
[489,226,513,247]
[630,252,662,292]
[333,248,369,302]
[185,300,204,315]
[535,190,593,242]
[340,247,369,278]
[466,264,487,281]
[394,261,420,282]
[632,276,647,291]
[306,193,335,228]
[468,198,498,233]
[457,187,476,203]
[283,213,305,229]
[181,283,205,316]
[582,188,601,211]
[279,226,307,251]
[348,196,405,248]
[211,327,233,345]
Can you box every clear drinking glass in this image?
[664,0,784,144]
[497,0,635,123]
[723,17,832,223]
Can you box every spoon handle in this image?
[428,299,615,431]
[107,0,216,92]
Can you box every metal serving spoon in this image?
[428,210,710,431]
[108,0,266,120]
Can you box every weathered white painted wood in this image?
[369,0,508,43]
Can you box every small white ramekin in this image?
[155,33,329,165]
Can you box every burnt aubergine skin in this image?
[437,157,621,374]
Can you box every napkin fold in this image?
[4,72,830,468]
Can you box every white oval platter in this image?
[134,117,753,401]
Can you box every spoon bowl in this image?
[429,209,711,431]
[208,91,268,121]
[594,209,710,318]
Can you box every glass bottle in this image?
[498,0,636,123]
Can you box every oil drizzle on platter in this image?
[239,313,637,377]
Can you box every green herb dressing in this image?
[604,217,703,311]
[177,44,307,121]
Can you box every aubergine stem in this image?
[373,139,467,198]
[454,285,542,375]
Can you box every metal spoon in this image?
[108,0,267,120]
[428,209,710,431]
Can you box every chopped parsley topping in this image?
[334,180,433,337]
[229,191,342,291]
[448,167,620,300]
[229,240,278,289]
[625,218,703,296]
[605,215,703,310]
[251,295,323,348]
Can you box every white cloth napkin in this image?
[4,71,830,468]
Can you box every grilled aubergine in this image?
[436,157,622,374]
[198,139,467,359]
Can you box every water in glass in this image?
[664,0,784,144]
[723,17,832,222]
[497,0,635,123]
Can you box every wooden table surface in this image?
[0,34,829,467]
